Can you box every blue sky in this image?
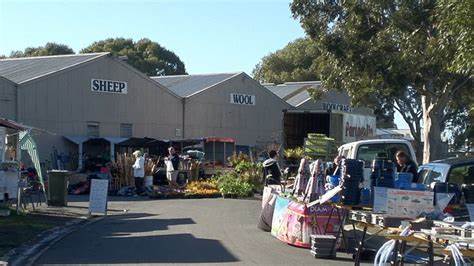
[0,0,408,128]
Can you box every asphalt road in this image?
[36,196,364,265]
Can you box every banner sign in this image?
[271,196,341,248]
[374,188,434,218]
[91,79,128,94]
[230,93,255,106]
[342,113,376,142]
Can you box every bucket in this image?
[145,176,153,187]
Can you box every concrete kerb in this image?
[3,215,105,266]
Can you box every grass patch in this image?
[0,210,72,257]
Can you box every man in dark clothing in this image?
[263,150,282,185]
[395,150,418,182]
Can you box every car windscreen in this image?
[419,164,450,185]
[356,143,411,166]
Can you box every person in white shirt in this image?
[132,150,145,194]
[165,147,180,187]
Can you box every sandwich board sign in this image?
[88,179,108,215]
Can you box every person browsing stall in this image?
[326,155,345,176]
[165,147,180,187]
[395,150,418,182]
[132,150,145,195]
[263,150,282,185]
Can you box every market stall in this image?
[0,118,46,210]
[259,146,474,264]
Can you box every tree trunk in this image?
[422,95,444,164]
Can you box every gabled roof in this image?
[286,89,314,107]
[264,81,321,107]
[0,53,109,84]
[151,72,240,97]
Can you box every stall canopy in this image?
[0,117,27,131]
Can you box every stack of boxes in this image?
[304,133,337,160]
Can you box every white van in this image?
[338,139,417,187]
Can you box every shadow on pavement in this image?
[36,213,239,264]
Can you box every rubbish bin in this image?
[47,170,69,206]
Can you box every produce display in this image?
[185,180,220,198]
[304,133,337,160]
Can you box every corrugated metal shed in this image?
[151,72,240,97]
[264,81,321,106]
[286,89,313,107]
[0,53,109,84]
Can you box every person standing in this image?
[395,150,418,182]
[132,150,145,194]
[165,147,180,187]
[263,150,282,185]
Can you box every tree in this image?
[291,0,472,163]
[81,38,186,76]
[253,38,320,84]
[9,43,74,57]
[253,37,395,128]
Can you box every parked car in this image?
[418,157,474,186]
[418,157,474,220]
[338,139,417,187]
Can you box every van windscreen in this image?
[356,143,411,166]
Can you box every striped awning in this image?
[19,131,44,187]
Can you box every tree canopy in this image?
[291,0,472,162]
[9,43,74,58]
[252,38,320,84]
[80,38,186,76]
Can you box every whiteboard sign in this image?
[89,179,108,215]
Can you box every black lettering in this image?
[107,81,113,92]
[113,82,119,92]
[119,82,125,92]
[92,80,99,91]
[99,80,107,91]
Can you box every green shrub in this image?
[216,172,253,198]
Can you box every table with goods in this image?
[258,136,474,265]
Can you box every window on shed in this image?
[120,123,133,138]
[87,122,100,138]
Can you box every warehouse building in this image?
[152,73,292,153]
[264,81,376,147]
[0,53,377,170]
[0,53,183,169]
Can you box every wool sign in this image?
[91,79,128,94]
[230,93,255,106]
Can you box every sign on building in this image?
[230,93,255,106]
[342,113,376,142]
[91,79,128,94]
[322,102,352,112]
